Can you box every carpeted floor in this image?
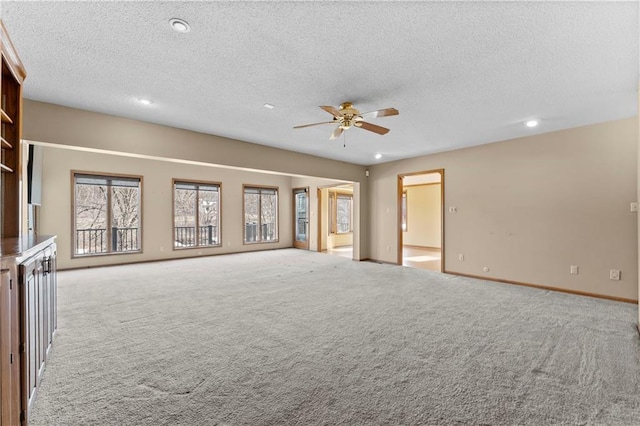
[30,249,640,425]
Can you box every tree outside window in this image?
[73,172,141,256]
[244,186,278,243]
[173,181,221,248]
[329,191,353,234]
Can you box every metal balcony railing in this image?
[244,223,276,242]
[75,227,139,254]
[174,225,218,247]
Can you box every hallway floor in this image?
[402,246,441,272]
[325,245,353,259]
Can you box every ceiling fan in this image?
[294,102,399,140]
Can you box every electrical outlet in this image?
[609,269,621,280]
[458,254,464,261]
[449,206,457,213]
[631,202,639,212]
[570,265,578,275]
[386,246,391,252]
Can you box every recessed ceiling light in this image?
[169,18,190,33]
[375,153,382,160]
[525,120,539,128]
[138,98,153,105]
[263,103,275,109]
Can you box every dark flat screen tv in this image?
[27,144,43,206]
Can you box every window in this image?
[329,191,353,234]
[402,190,407,231]
[244,186,278,243]
[173,180,221,249]
[73,172,141,256]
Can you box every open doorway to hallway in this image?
[318,183,354,259]
[398,170,443,272]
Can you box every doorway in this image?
[398,170,444,272]
[317,184,354,259]
[292,187,309,250]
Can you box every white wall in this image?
[40,147,293,269]
[403,184,441,248]
[370,118,638,301]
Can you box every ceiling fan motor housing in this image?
[338,102,362,129]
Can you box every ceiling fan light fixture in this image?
[169,18,191,33]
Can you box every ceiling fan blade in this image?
[329,126,344,140]
[355,121,390,135]
[293,121,335,129]
[320,105,344,118]
[361,108,399,119]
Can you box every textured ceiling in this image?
[2,1,638,166]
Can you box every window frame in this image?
[71,170,143,258]
[402,190,408,232]
[242,184,279,244]
[329,190,353,235]
[172,179,222,250]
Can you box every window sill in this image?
[243,240,280,245]
[72,249,142,259]
[173,244,222,251]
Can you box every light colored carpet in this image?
[31,249,639,425]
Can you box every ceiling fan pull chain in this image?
[343,131,346,148]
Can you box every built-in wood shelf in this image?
[0,163,13,173]
[0,109,12,124]
[1,136,12,149]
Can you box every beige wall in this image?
[21,100,640,303]
[403,184,442,248]
[23,100,370,259]
[39,147,295,269]
[370,118,638,301]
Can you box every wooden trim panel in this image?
[0,21,27,83]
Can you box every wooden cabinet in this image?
[19,243,56,419]
[0,21,56,426]
[0,264,20,426]
[1,236,56,425]
[1,20,26,239]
